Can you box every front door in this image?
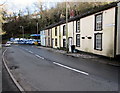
[52,39,54,48]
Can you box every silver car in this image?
[5,42,11,47]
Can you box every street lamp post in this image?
[36,13,41,41]
[37,22,39,39]
[66,0,69,53]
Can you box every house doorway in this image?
[52,39,54,48]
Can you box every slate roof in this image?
[43,1,118,30]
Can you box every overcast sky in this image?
[0,0,60,15]
[0,0,118,15]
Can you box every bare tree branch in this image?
[0,0,7,6]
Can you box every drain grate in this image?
[9,66,19,70]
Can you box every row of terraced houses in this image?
[40,2,120,58]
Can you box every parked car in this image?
[37,40,41,45]
[18,40,25,44]
[26,40,34,45]
[7,41,12,44]
[13,40,18,44]
[33,40,41,45]
[5,42,11,47]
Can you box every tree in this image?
[2,1,114,40]
[0,4,6,35]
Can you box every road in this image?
[3,45,119,91]
[2,61,21,92]
[2,48,21,92]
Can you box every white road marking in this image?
[53,62,89,76]
[28,51,33,54]
[20,47,45,60]
[35,54,44,59]
[41,57,45,60]
[19,46,88,76]
[35,54,39,57]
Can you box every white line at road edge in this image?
[35,54,45,59]
[2,49,25,92]
[53,62,89,76]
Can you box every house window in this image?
[63,25,66,36]
[48,37,50,46]
[55,38,57,46]
[76,34,80,47]
[76,20,80,33]
[63,39,66,48]
[95,13,102,31]
[55,27,57,36]
[94,33,102,50]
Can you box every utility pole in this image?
[37,22,39,39]
[36,13,41,44]
[20,26,24,38]
[22,26,24,38]
[66,0,69,53]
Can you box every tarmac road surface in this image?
[3,45,119,92]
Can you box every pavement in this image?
[37,46,120,67]
[3,45,119,91]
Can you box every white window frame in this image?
[76,20,80,33]
[95,13,102,31]
[94,33,102,51]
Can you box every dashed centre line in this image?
[19,46,89,76]
[35,54,45,59]
[28,51,33,54]
[53,62,89,76]
[20,47,45,60]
